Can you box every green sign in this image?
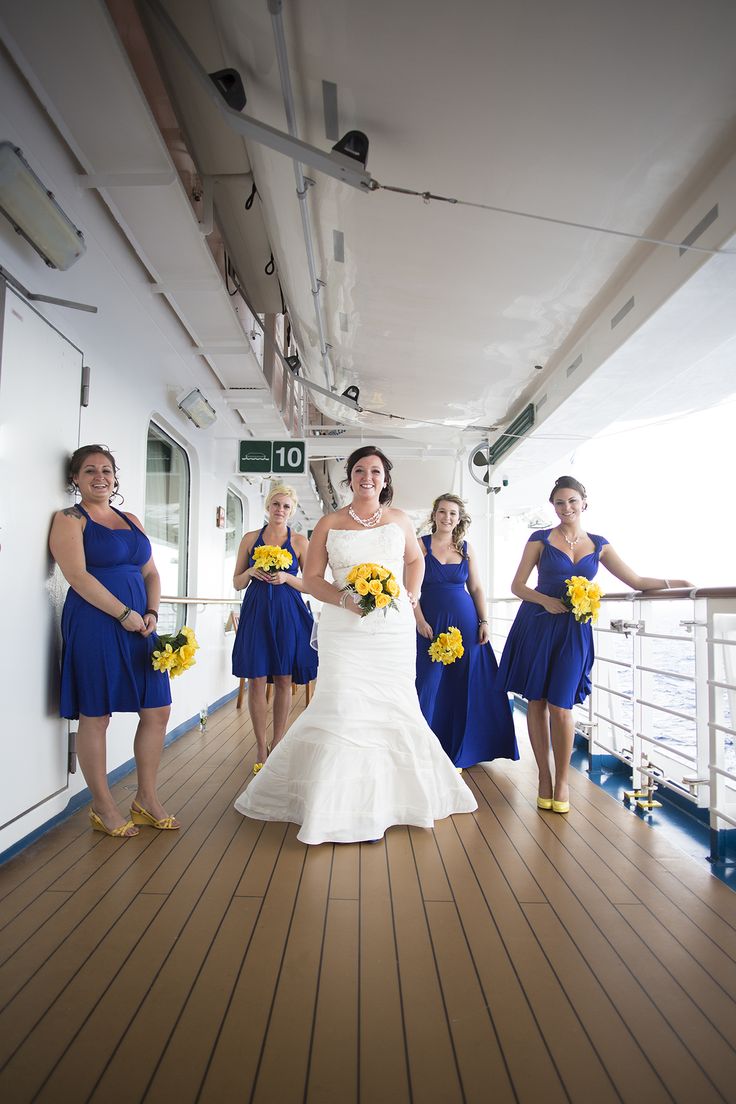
[238,439,307,475]
[238,441,273,474]
[272,440,306,475]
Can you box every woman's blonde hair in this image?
[265,482,299,511]
[427,493,471,558]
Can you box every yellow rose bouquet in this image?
[344,562,400,617]
[428,626,465,665]
[563,576,603,624]
[252,544,293,574]
[151,626,200,679]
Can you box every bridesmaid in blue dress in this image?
[49,445,176,839]
[498,475,692,814]
[232,484,317,772]
[415,494,517,769]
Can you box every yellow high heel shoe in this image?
[252,762,264,775]
[536,796,554,810]
[89,808,139,837]
[552,799,570,814]
[130,801,180,830]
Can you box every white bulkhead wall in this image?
[0,48,263,854]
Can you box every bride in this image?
[234,445,478,844]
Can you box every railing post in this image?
[707,595,727,862]
[693,595,711,813]
[631,595,645,797]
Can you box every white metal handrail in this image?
[490,591,736,839]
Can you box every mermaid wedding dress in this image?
[234,523,477,844]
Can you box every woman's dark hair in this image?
[548,475,587,505]
[343,445,394,505]
[68,444,121,500]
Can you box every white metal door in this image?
[0,283,82,831]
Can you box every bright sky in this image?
[494,398,735,593]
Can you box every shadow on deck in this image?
[1,690,735,1103]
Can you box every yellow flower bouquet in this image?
[151,626,200,678]
[428,626,465,665]
[563,576,603,624]
[344,562,400,617]
[252,544,293,573]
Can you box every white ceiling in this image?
[196,0,736,435]
[2,0,735,516]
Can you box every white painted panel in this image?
[0,285,81,828]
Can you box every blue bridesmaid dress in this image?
[231,526,318,685]
[498,528,609,708]
[415,536,518,768]
[59,506,172,719]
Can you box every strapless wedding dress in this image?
[234,524,477,844]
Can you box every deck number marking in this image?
[239,440,307,475]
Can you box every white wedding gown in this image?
[234,523,478,844]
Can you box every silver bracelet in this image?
[663,579,671,589]
[339,589,350,608]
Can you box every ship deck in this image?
[1,691,736,1104]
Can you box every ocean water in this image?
[590,618,735,774]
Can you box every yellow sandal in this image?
[89,808,139,838]
[130,801,180,830]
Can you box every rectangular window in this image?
[145,424,190,633]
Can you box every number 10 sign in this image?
[238,439,307,476]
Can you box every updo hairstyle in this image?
[342,445,394,505]
[265,483,298,511]
[429,493,471,558]
[549,475,587,510]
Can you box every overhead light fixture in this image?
[178,388,217,428]
[0,142,86,270]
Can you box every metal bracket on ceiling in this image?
[141,0,374,193]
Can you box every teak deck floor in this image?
[1,692,735,1104]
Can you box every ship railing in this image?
[490,589,736,853]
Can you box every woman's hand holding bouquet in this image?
[343,562,401,617]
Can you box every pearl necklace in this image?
[348,504,383,528]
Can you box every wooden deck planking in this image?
[385,827,464,1104]
[431,815,570,1103]
[306,897,359,1104]
[471,771,730,1102]
[358,840,412,1104]
[197,826,308,1102]
[0,691,735,1104]
[250,842,334,1103]
[0,895,164,1103]
[505,761,736,939]
[143,896,262,1102]
[424,898,517,1103]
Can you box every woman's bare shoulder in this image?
[314,508,349,533]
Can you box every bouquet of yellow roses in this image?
[252,544,293,573]
[344,562,400,616]
[563,576,603,624]
[428,626,464,665]
[151,626,199,678]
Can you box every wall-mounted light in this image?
[178,388,217,428]
[0,142,86,270]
